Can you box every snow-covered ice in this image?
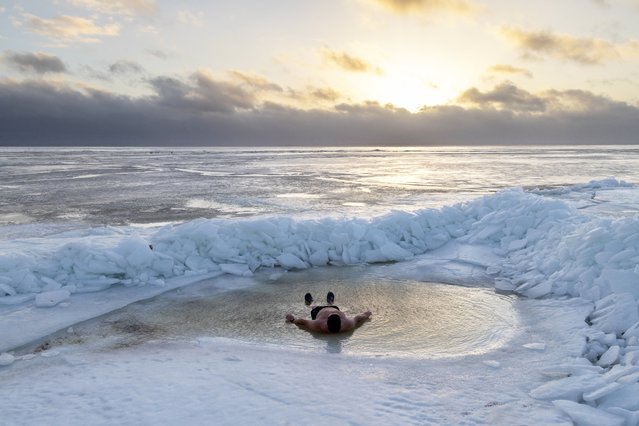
[0,282,593,425]
[2,146,639,425]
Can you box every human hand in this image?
[355,311,372,323]
[285,313,295,323]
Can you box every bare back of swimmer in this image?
[285,291,371,334]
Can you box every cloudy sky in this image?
[1,0,639,145]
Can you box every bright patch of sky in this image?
[1,0,638,110]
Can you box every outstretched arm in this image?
[285,314,312,329]
[353,311,372,327]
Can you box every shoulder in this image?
[339,317,357,332]
[295,318,325,332]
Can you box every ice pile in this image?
[458,185,639,425]
[1,178,638,423]
[530,177,633,196]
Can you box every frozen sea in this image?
[2,146,639,425]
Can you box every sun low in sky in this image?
[1,0,638,145]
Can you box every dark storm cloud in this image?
[2,51,68,74]
[148,71,254,114]
[1,78,638,146]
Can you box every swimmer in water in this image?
[285,291,372,334]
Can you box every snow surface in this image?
[0,275,592,425]
[2,178,639,424]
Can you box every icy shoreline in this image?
[0,285,593,425]
[2,178,639,424]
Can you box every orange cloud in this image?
[322,49,383,74]
[500,26,620,65]
[17,13,119,44]
[227,70,283,92]
[487,64,533,78]
[366,0,476,14]
[310,87,342,102]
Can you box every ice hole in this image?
[44,266,518,359]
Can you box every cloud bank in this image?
[1,76,638,146]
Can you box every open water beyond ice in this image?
[2,145,639,230]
